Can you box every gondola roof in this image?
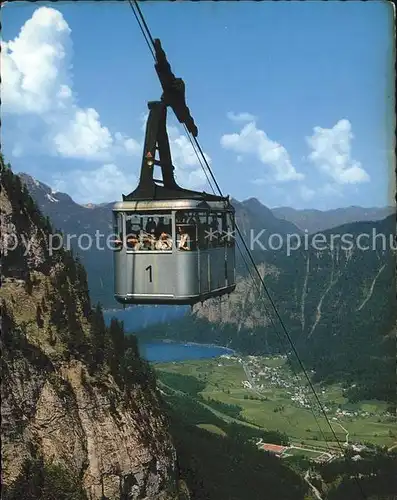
[122,184,228,203]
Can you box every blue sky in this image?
[2,1,394,209]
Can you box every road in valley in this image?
[333,421,349,446]
[304,470,323,500]
[157,380,262,430]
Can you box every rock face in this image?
[1,161,188,499]
[1,350,179,499]
[194,262,279,329]
[194,215,396,338]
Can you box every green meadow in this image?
[156,356,396,450]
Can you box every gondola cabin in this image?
[112,38,236,306]
[113,198,236,305]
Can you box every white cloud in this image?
[12,144,24,158]
[1,7,118,161]
[226,111,257,123]
[53,109,114,160]
[2,6,212,201]
[221,119,304,183]
[140,112,149,133]
[114,133,141,157]
[1,7,72,115]
[306,119,370,184]
[52,164,137,204]
[48,120,210,202]
[251,178,266,186]
[167,125,209,190]
[297,183,344,202]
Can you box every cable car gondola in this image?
[112,39,236,306]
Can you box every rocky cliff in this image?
[0,160,189,500]
[194,215,396,334]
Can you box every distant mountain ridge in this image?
[19,173,117,308]
[272,205,395,234]
[21,172,394,235]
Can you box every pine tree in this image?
[25,272,33,294]
[14,176,22,200]
[75,259,91,318]
[49,294,67,333]
[1,300,16,350]
[45,215,52,233]
[90,303,106,368]
[109,318,124,354]
[36,305,44,328]
[66,252,77,283]
[64,285,87,359]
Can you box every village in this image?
[220,353,387,421]
[217,353,394,465]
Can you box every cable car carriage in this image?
[112,39,236,306]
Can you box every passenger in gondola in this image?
[126,233,142,250]
[178,225,190,250]
[156,231,172,250]
[140,231,156,250]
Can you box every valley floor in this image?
[155,354,396,454]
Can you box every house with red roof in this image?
[260,443,288,457]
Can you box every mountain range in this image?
[18,173,396,401]
[18,172,395,309]
[273,205,395,234]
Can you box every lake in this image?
[103,306,234,363]
[140,341,235,363]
